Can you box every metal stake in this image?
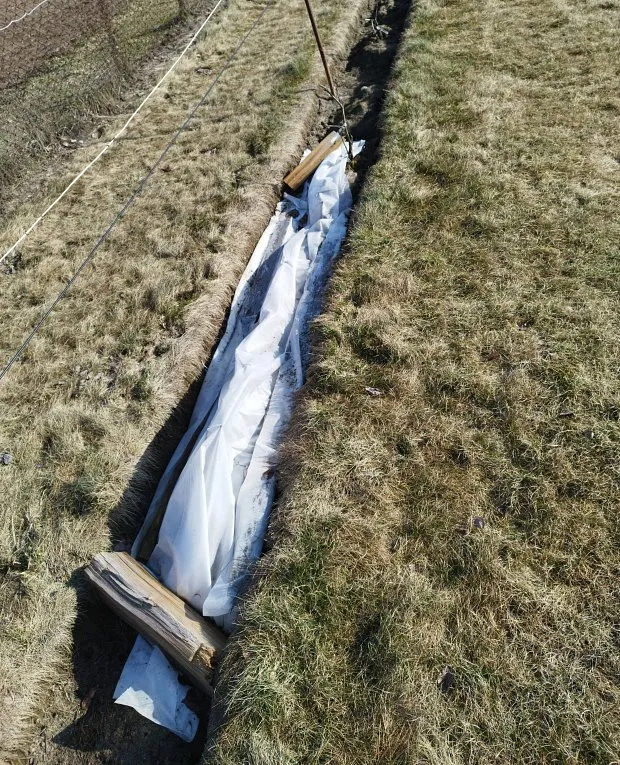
[302,0,337,98]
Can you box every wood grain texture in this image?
[283,131,343,191]
[85,551,227,695]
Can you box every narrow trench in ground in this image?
[36,1,411,762]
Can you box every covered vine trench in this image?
[82,0,397,751]
[85,130,363,738]
[0,0,412,761]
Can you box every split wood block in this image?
[85,551,226,695]
[283,131,344,191]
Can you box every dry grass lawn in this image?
[206,0,620,761]
[0,0,374,759]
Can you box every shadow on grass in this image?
[55,373,212,764]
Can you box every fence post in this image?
[98,0,129,77]
[302,0,336,98]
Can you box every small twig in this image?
[365,0,390,39]
[292,87,321,95]
[318,84,354,161]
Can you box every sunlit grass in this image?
[209,0,620,761]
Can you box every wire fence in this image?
[0,0,276,384]
[0,0,217,189]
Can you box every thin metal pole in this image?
[302,0,337,97]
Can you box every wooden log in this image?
[84,551,226,695]
[283,131,343,191]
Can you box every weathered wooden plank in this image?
[84,551,226,695]
[283,131,343,191]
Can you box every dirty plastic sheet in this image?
[114,635,198,742]
[114,139,363,739]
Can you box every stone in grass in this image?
[1,453,13,465]
[437,665,456,694]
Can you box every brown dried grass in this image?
[206,0,620,761]
[0,0,373,759]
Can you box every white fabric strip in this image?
[115,140,363,738]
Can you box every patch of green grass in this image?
[279,51,313,91]
[56,473,100,516]
[247,50,314,159]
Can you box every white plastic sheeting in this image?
[115,635,199,741]
[114,139,363,739]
